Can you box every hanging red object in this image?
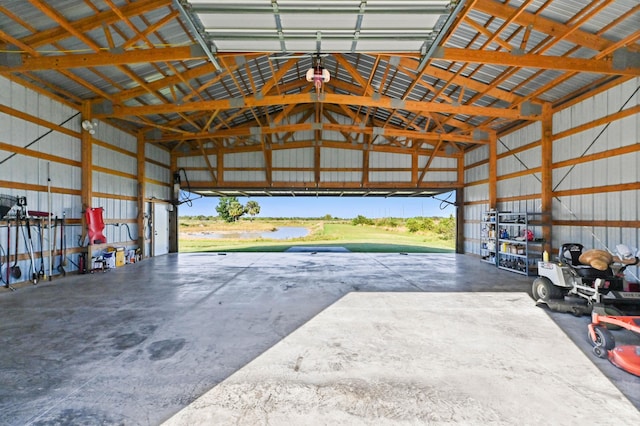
[85,207,106,245]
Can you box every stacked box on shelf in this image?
[496,212,546,276]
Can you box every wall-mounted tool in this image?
[24,215,37,284]
[10,211,21,280]
[57,213,66,276]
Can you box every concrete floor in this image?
[1,252,638,425]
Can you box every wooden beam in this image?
[433,47,639,76]
[161,122,479,144]
[6,46,206,72]
[81,101,93,261]
[137,131,146,258]
[488,131,497,209]
[21,0,171,49]
[540,103,552,253]
[473,0,629,53]
[104,93,539,120]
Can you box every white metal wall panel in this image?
[177,154,216,168]
[0,113,80,168]
[369,171,412,182]
[320,172,361,182]
[145,162,170,184]
[271,148,314,182]
[145,181,170,200]
[224,170,266,182]
[95,125,136,153]
[321,129,346,142]
[465,182,489,203]
[0,75,160,279]
[93,145,137,175]
[426,156,457,169]
[369,151,411,169]
[272,171,314,182]
[180,170,212,182]
[464,203,488,255]
[224,151,265,168]
[92,171,136,196]
[145,143,170,165]
[550,78,639,260]
[465,144,489,165]
[273,148,314,168]
[368,152,411,182]
[464,162,488,184]
[320,147,361,167]
[223,152,265,182]
[422,171,458,181]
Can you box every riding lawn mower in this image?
[532,243,640,377]
[532,243,640,316]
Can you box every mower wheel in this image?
[531,277,563,301]
[588,326,615,350]
[592,345,609,359]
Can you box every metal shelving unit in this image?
[496,212,546,276]
[480,211,497,265]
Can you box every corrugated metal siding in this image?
[177,154,217,183]
[550,78,639,277]
[321,147,361,167]
[369,152,411,169]
[145,144,171,200]
[464,163,488,187]
[145,144,170,165]
[0,74,155,278]
[369,171,412,182]
[272,171,314,182]
[273,148,314,168]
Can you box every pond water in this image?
[190,226,309,240]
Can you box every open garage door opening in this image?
[176,191,458,254]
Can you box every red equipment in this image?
[85,207,106,245]
[588,304,640,377]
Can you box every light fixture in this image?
[81,119,98,135]
[305,54,330,95]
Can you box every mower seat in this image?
[560,243,614,279]
[575,267,614,279]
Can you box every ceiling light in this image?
[81,119,98,135]
[306,54,330,95]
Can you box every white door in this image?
[152,203,169,256]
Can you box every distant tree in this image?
[323,214,333,220]
[406,217,421,233]
[436,215,456,239]
[245,200,261,221]
[351,215,373,226]
[228,200,245,222]
[216,197,239,223]
[376,217,398,228]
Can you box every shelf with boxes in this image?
[480,210,498,265]
[496,212,547,276]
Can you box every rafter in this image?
[104,93,539,120]
[157,121,480,146]
[21,0,171,49]
[3,46,206,72]
[432,47,639,76]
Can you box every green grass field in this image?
[179,220,455,253]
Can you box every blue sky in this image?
[178,191,457,219]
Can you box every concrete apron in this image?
[164,292,640,425]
